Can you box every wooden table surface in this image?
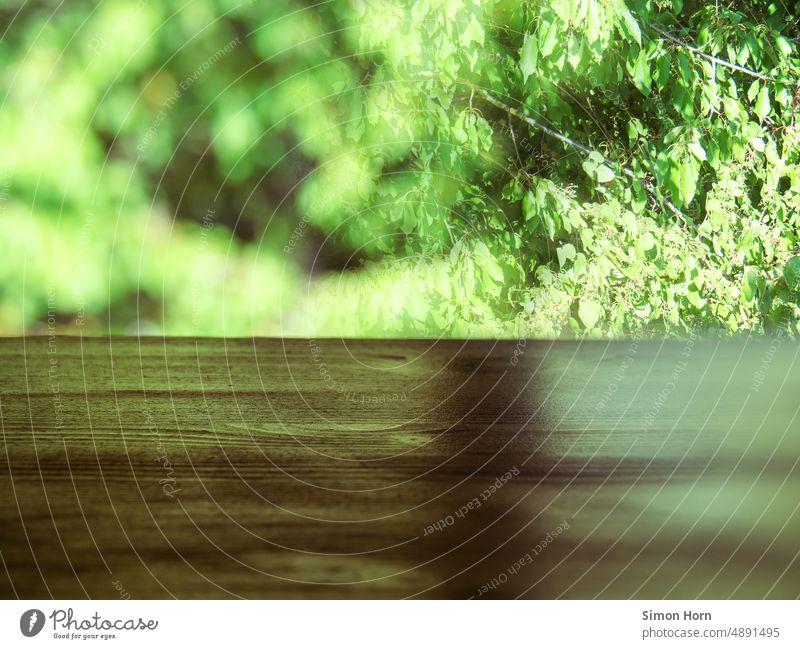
[1,336,799,599]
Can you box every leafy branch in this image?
[475,87,689,227]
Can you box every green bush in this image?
[1,0,799,336]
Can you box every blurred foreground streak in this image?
[0,337,798,598]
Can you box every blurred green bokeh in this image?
[0,0,352,335]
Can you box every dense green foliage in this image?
[2,0,800,336]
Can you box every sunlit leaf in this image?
[619,9,642,46]
[784,257,800,291]
[578,299,602,330]
[557,243,576,268]
[595,164,615,183]
[460,15,484,48]
[754,86,771,123]
[519,34,539,82]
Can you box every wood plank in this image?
[1,337,799,598]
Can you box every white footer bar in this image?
[1,600,795,648]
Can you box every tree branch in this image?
[651,26,778,83]
[476,88,689,227]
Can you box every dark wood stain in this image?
[1,337,799,598]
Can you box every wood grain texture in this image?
[1,336,799,599]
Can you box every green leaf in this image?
[742,271,758,302]
[679,156,699,205]
[539,19,559,57]
[747,80,761,103]
[573,253,587,276]
[595,164,615,183]
[687,141,706,162]
[586,0,601,45]
[542,212,556,239]
[473,241,504,284]
[400,204,417,234]
[784,257,800,291]
[519,34,538,82]
[619,9,642,46]
[411,0,430,21]
[556,243,576,268]
[460,15,485,48]
[754,86,771,123]
[630,49,651,96]
[627,121,639,144]
[578,299,602,330]
[636,231,657,260]
[582,158,598,176]
[588,151,604,165]
[723,96,741,121]
[776,35,793,57]
[451,113,468,143]
[687,289,706,309]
